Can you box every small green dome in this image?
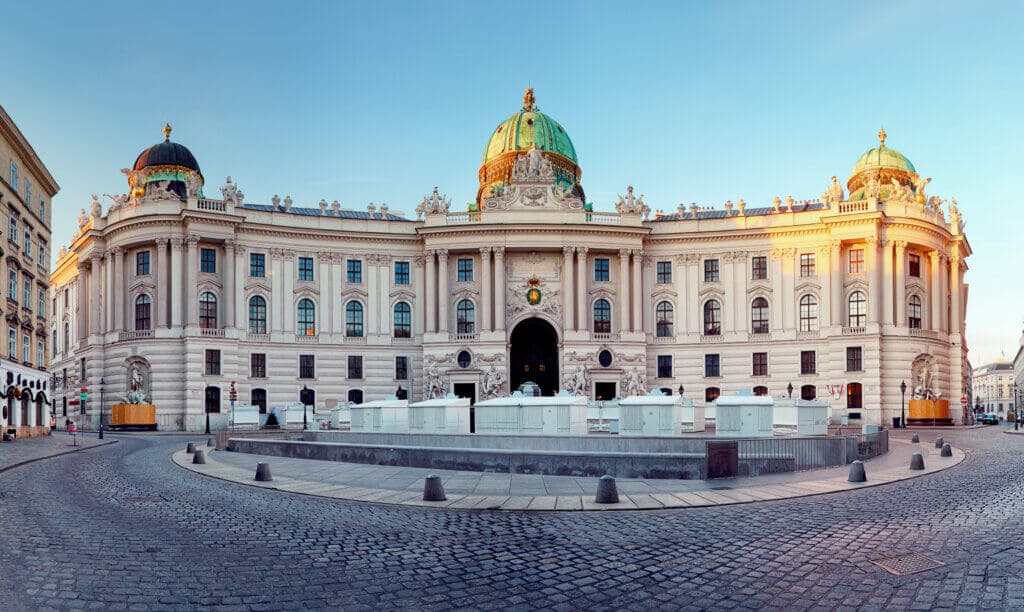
[482,90,577,165]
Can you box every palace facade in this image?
[50,90,970,430]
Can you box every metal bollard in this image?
[255,463,273,481]
[186,442,196,454]
[192,450,206,465]
[910,452,925,470]
[595,474,620,503]
[941,443,953,458]
[911,434,920,443]
[934,437,944,449]
[848,460,867,483]
[422,474,447,501]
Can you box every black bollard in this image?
[848,460,867,483]
[192,450,207,465]
[911,434,920,443]
[255,463,273,481]
[186,442,196,454]
[422,474,447,501]
[934,437,944,449]
[941,443,953,458]
[910,452,925,470]
[595,475,620,503]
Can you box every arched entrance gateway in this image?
[509,318,559,396]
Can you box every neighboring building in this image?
[972,358,1014,415]
[50,90,971,430]
[0,104,58,437]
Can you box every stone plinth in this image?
[408,397,471,434]
[618,395,683,437]
[350,399,409,433]
[907,399,953,426]
[473,395,588,435]
[715,395,774,437]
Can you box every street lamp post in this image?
[900,380,907,429]
[98,377,105,439]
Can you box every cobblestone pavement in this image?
[0,427,1020,610]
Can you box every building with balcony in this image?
[50,90,970,430]
[0,104,58,437]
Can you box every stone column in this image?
[894,241,907,328]
[882,240,895,327]
[112,248,124,331]
[950,253,962,335]
[436,249,449,334]
[493,248,506,332]
[561,247,573,332]
[481,248,493,332]
[170,238,184,328]
[929,251,941,331]
[156,239,169,328]
[830,241,843,327]
[90,254,102,336]
[631,250,642,332]
[425,250,436,333]
[575,247,587,331]
[223,241,236,329]
[866,237,879,325]
[185,236,199,327]
[617,250,630,333]
[770,250,783,331]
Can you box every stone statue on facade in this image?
[185,173,201,199]
[616,186,650,218]
[220,176,244,206]
[416,187,451,218]
[90,194,103,219]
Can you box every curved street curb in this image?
[0,440,118,476]
[172,441,966,512]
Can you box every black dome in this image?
[133,141,201,174]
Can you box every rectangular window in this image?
[249,253,265,277]
[394,261,410,285]
[846,346,863,372]
[205,349,221,375]
[657,355,673,379]
[848,249,864,274]
[457,258,473,282]
[299,354,315,379]
[656,261,672,284]
[395,356,408,380]
[347,259,362,283]
[751,256,767,280]
[200,247,217,273]
[250,353,266,378]
[752,352,768,376]
[136,251,151,276]
[594,258,609,282]
[8,215,16,246]
[800,253,816,277]
[7,329,15,358]
[298,256,314,281]
[704,258,720,282]
[704,354,721,378]
[7,270,16,301]
[909,253,921,277]
[801,351,816,375]
[347,355,363,380]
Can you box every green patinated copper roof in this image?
[483,108,577,164]
[851,144,916,175]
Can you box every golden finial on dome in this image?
[877,128,887,146]
[523,87,535,111]
[163,123,172,142]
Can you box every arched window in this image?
[456,299,475,334]
[801,384,816,400]
[753,385,768,396]
[593,299,611,333]
[297,298,316,336]
[248,296,267,334]
[751,297,769,334]
[847,291,866,327]
[908,295,922,329]
[251,388,267,414]
[199,292,218,329]
[703,300,721,336]
[393,302,412,338]
[655,301,673,337]
[134,295,152,331]
[347,389,363,404]
[705,387,721,403]
[799,295,818,332]
[345,301,363,337]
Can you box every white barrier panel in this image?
[715,395,774,437]
[408,397,471,434]
[474,395,588,435]
[350,399,409,433]
[618,395,683,437]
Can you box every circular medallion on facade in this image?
[598,350,613,367]
[526,287,542,305]
[457,350,472,368]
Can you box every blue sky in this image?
[3,0,1022,365]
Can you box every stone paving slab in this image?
[171,433,966,511]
